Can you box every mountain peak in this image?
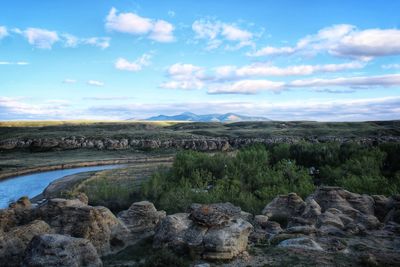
[144,112,270,122]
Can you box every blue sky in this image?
[0,0,400,121]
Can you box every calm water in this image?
[0,165,121,208]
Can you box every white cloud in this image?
[289,73,400,89]
[160,80,204,90]
[161,61,368,92]
[207,73,400,94]
[62,33,79,47]
[159,63,206,90]
[249,24,400,59]
[0,26,8,39]
[221,24,252,41]
[1,96,399,121]
[23,28,59,49]
[0,61,29,65]
[86,96,400,121]
[192,19,254,50]
[167,63,203,78]
[149,20,175,42]
[208,79,284,94]
[382,64,400,69]
[63,79,77,84]
[115,53,152,72]
[223,61,365,78]
[8,27,110,49]
[60,34,110,49]
[247,46,296,57]
[87,80,104,87]
[83,37,110,49]
[105,7,175,42]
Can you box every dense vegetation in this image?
[141,142,400,214]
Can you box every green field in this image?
[1,120,399,140]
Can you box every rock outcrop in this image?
[2,135,399,152]
[23,234,102,267]
[118,201,166,240]
[0,220,52,266]
[37,197,130,256]
[154,203,253,260]
[262,192,306,224]
[0,196,169,266]
[250,186,400,266]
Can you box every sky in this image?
[0,0,400,121]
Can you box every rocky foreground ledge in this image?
[0,187,399,266]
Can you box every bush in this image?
[141,142,400,214]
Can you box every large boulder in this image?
[154,203,253,260]
[23,234,102,267]
[308,187,381,232]
[118,201,166,240]
[0,220,51,266]
[309,187,375,216]
[189,202,241,227]
[0,197,36,231]
[153,213,194,253]
[202,218,252,260]
[38,198,130,255]
[262,193,306,224]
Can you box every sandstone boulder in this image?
[202,218,252,260]
[310,186,375,216]
[0,220,51,266]
[189,202,241,227]
[154,203,252,260]
[118,201,166,240]
[23,234,102,267]
[38,198,130,255]
[262,193,305,224]
[153,213,193,253]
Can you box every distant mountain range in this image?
[143,112,270,122]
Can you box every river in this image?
[0,165,121,208]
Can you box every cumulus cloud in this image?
[115,53,152,72]
[22,27,59,49]
[62,33,79,47]
[0,26,8,39]
[105,7,175,42]
[249,24,400,60]
[192,19,254,50]
[87,80,104,87]
[159,63,206,89]
[160,61,367,92]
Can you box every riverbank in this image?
[0,151,174,180]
